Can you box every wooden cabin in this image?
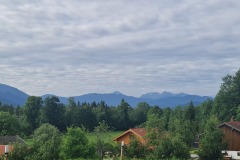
[113,128,146,145]
[219,121,240,151]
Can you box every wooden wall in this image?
[115,132,145,145]
[220,125,240,151]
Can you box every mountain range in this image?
[0,83,213,108]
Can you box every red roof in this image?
[113,128,146,141]
[219,121,240,132]
[131,128,146,137]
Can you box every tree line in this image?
[0,97,154,135]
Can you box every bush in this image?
[60,127,96,159]
[146,133,190,160]
[125,137,146,159]
[5,143,30,160]
[28,123,62,160]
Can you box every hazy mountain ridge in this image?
[140,91,189,99]
[0,84,29,106]
[0,83,213,107]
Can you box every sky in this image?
[0,0,240,97]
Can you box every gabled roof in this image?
[113,128,146,141]
[131,128,146,137]
[0,136,27,145]
[219,121,240,132]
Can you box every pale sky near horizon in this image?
[0,0,240,97]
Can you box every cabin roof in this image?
[219,121,240,132]
[0,136,27,145]
[131,128,146,137]
[113,128,146,141]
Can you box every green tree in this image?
[112,99,132,130]
[236,105,240,121]
[94,121,111,159]
[8,143,31,160]
[41,96,66,131]
[0,104,14,114]
[78,104,97,131]
[60,127,95,159]
[146,133,189,160]
[176,120,196,147]
[161,107,172,130]
[213,69,240,122]
[168,106,184,133]
[92,101,112,126]
[197,99,214,132]
[29,123,62,160]
[145,113,165,147]
[22,96,43,134]
[0,111,20,136]
[125,136,146,159]
[153,134,190,160]
[129,102,150,127]
[184,101,196,122]
[65,97,78,127]
[15,105,22,117]
[147,105,163,118]
[168,106,196,147]
[198,116,225,160]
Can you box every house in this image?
[219,120,240,151]
[0,135,27,156]
[113,128,146,145]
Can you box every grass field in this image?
[86,131,123,143]
[25,130,124,146]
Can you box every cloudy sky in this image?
[0,0,240,97]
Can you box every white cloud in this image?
[0,0,240,97]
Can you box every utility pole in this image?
[4,145,9,160]
[120,141,124,160]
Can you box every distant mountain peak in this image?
[161,91,175,96]
[162,91,171,94]
[140,91,172,99]
[177,92,188,97]
[140,91,189,99]
[112,91,123,95]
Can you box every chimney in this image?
[231,116,234,122]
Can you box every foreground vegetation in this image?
[1,69,240,159]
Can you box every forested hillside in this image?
[0,69,240,159]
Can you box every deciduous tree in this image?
[198,116,225,160]
[22,96,42,134]
[29,124,62,160]
[213,69,240,122]
[94,121,111,159]
[0,111,20,136]
[41,96,66,131]
[60,127,95,159]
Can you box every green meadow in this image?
[86,131,123,143]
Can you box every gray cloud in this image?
[0,0,240,97]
